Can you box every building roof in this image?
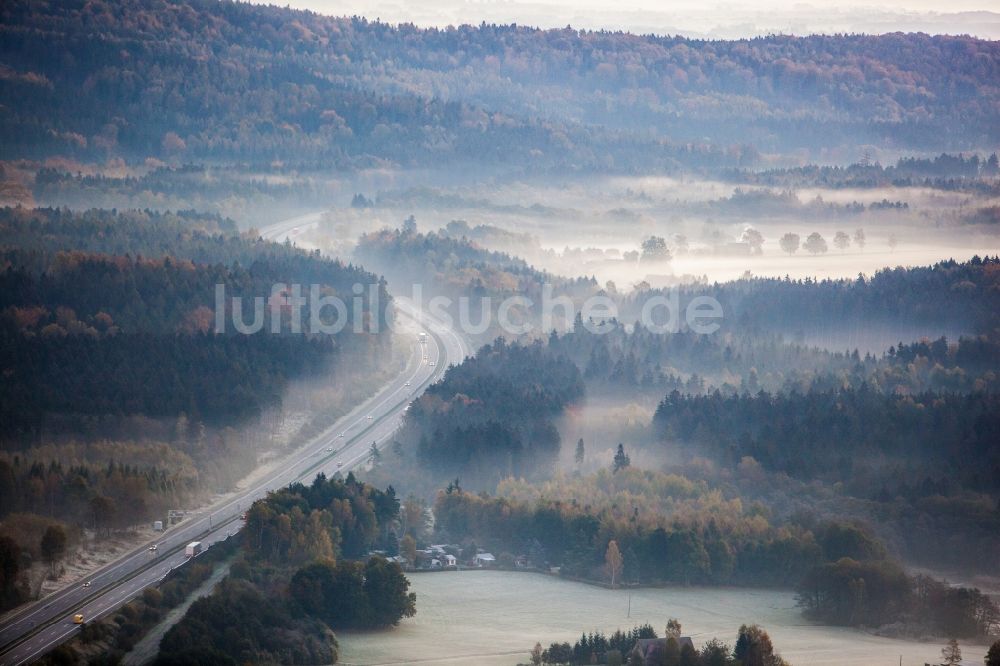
[633,637,695,658]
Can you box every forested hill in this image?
[1,0,998,168]
[0,207,391,435]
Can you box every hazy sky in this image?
[258,0,1000,38]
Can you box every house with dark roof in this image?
[632,636,695,662]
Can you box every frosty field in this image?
[338,570,987,666]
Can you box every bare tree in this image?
[530,642,543,666]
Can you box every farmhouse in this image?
[632,637,695,662]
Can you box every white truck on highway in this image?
[185,541,203,558]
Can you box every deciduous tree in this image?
[605,540,624,587]
[779,233,800,255]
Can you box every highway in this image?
[0,216,471,665]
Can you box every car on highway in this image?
[81,581,91,588]
[405,381,411,386]
[429,361,436,366]
[148,544,157,552]
[73,614,84,624]
[337,462,343,468]
[326,447,333,452]
[367,415,373,420]
[339,432,345,437]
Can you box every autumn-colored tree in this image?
[604,540,624,587]
[401,496,427,539]
[400,534,417,567]
[734,624,775,666]
[530,642,543,666]
[662,636,681,666]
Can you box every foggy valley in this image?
[0,1,999,666]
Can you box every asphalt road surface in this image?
[0,216,471,665]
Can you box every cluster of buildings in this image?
[378,544,513,571]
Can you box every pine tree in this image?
[940,638,961,666]
[613,444,630,473]
[985,639,1000,666]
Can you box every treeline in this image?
[356,224,598,342]
[0,1,722,171]
[155,578,339,666]
[0,455,193,527]
[243,472,401,562]
[652,387,1000,572]
[156,473,415,664]
[0,207,383,298]
[32,166,335,225]
[652,388,1000,493]
[624,257,1000,338]
[798,559,998,638]
[528,621,788,666]
[728,152,1000,193]
[433,470,997,638]
[442,219,540,256]
[531,310,1000,399]
[0,206,391,437]
[357,225,595,297]
[702,188,904,219]
[0,205,390,610]
[0,330,335,433]
[433,468,876,587]
[549,317,854,395]
[0,450,198,612]
[402,338,584,485]
[3,1,998,167]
